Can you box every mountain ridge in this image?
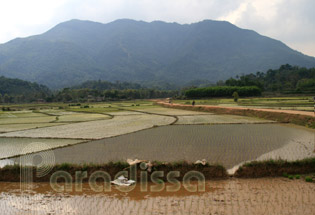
[0,19,314,89]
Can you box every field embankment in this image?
[156,101,315,128]
[235,158,315,178]
[0,162,227,182]
[1,158,315,182]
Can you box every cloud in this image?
[220,0,315,56]
[0,0,314,56]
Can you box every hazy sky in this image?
[0,0,314,56]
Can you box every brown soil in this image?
[1,178,314,215]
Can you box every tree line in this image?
[1,64,314,103]
[53,88,177,102]
[223,64,315,93]
[0,78,178,103]
[185,86,261,98]
[0,76,50,103]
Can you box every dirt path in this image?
[156,101,315,117]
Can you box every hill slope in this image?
[0,19,315,89]
[0,76,50,102]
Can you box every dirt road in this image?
[157,101,315,117]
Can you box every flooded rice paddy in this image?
[0,105,314,214]
[12,124,314,169]
[0,138,85,162]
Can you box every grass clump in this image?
[236,158,315,178]
[305,176,313,182]
[57,163,72,171]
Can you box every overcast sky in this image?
[0,0,314,56]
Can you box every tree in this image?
[3,94,10,103]
[0,93,2,103]
[232,91,239,102]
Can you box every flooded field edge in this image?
[0,158,315,182]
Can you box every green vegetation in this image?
[185,86,261,98]
[0,161,227,182]
[174,97,313,111]
[0,76,177,104]
[232,91,239,102]
[235,158,315,178]
[305,176,313,182]
[1,19,315,89]
[72,80,143,90]
[224,64,315,94]
[0,76,51,103]
[54,87,177,102]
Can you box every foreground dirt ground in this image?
[0,178,314,215]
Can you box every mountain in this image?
[0,19,315,89]
[72,80,143,90]
[0,76,51,102]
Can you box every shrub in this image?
[232,91,239,102]
[283,172,289,177]
[305,176,313,182]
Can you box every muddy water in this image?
[15,124,313,169]
[0,178,314,215]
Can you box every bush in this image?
[1,107,11,111]
[283,172,289,177]
[232,91,239,102]
[305,176,313,182]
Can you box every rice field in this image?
[20,124,313,169]
[0,100,314,214]
[124,107,212,115]
[0,123,67,133]
[0,114,175,139]
[39,109,77,116]
[56,113,111,122]
[0,137,84,160]
[0,101,313,165]
[0,111,47,118]
[176,114,274,125]
[0,115,56,124]
[174,97,314,112]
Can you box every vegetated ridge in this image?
[0,19,315,89]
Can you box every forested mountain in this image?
[0,19,315,89]
[72,80,142,91]
[0,76,51,103]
